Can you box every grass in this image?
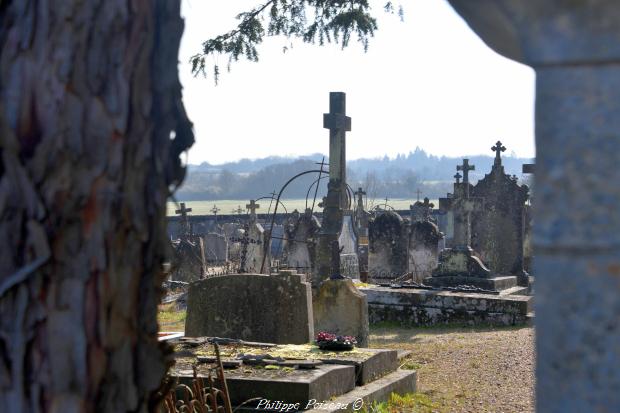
[158,303,186,332]
[363,392,440,413]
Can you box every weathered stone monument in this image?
[408,198,444,282]
[241,199,271,274]
[368,211,408,283]
[313,278,370,347]
[315,92,351,284]
[283,208,320,273]
[185,271,314,343]
[429,159,494,287]
[354,187,370,280]
[338,212,360,278]
[471,141,529,279]
[203,232,228,264]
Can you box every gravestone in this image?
[242,221,270,274]
[338,213,358,254]
[354,187,370,281]
[170,238,206,282]
[339,253,360,279]
[408,221,444,283]
[203,233,228,263]
[283,209,320,273]
[269,223,285,259]
[471,141,529,277]
[313,279,369,347]
[338,213,360,278]
[185,271,313,344]
[368,211,408,282]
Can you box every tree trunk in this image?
[0,0,193,411]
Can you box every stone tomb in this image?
[471,141,529,278]
[169,339,415,410]
[184,271,313,344]
[368,211,408,282]
[203,232,228,263]
[313,279,370,347]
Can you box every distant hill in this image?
[178,148,533,202]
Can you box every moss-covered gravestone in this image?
[313,279,369,347]
[185,272,313,344]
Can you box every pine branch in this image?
[191,1,402,83]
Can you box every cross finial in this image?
[355,187,366,209]
[456,159,475,184]
[492,140,506,166]
[210,205,220,215]
[415,189,422,202]
[246,199,260,218]
[454,172,462,184]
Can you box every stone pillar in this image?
[448,1,620,410]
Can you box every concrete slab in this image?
[174,364,356,407]
[320,348,398,385]
[305,369,417,413]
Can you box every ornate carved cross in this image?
[492,140,506,165]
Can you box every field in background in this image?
[167,198,440,216]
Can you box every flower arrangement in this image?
[316,331,357,351]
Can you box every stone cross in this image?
[246,199,260,220]
[492,140,506,166]
[175,202,192,237]
[456,159,475,185]
[323,92,351,209]
[454,172,462,184]
[355,187,366,210]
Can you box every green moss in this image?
[362,392,440,413]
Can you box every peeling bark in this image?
[0,0,193,411]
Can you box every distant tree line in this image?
[177,148,533,203]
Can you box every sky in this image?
[178,0,536,166]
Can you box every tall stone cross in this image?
[175,202,192,237]
[492,140,506,166]
[323,92,351,209]
[246,199,260,220]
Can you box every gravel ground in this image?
[370,325,535,413]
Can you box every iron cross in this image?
[456,159,475,184]
[175,202,192,237]
[492,140,506,166]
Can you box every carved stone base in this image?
[432,247,491,278]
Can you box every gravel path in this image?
[370,325,535,413]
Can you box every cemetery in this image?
[160,92,537,411]
[4,1,619,412]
